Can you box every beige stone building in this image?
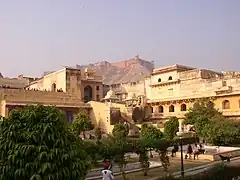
[0,66,136,134]
[0,76,30,89]
[2,62,240,135]
[0,67,103,123]
[79,55,154,104]
[0,88,90,122]
[145,64,240,124]
[27,67,103,102]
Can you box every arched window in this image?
[168,76,173,80]
[169,105,175,112]
[158,105,164,113]
[158,78,161,83]
[222,100,230,109]
[84,86,93,103]
[150,106,153,113]
[51,83,56,92]
[181,104,187,111]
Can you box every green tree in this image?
[111,124,131,180]
[140,124,163,158]
[202,117,240,146]
[112,136,130,180]
[164,116,179,139]
[135,139,150,176]
[0,105,89,180]
[83,141,101,167]
[94,127,102,143]
[151,139,171,176]
[185,99,240,145]
[72,109,94,138]
[112,123,129,137]
[184,99,222,140]
[140,124,163,140]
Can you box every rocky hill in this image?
[76,56,154,85]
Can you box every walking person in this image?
[193,144,199,160]
[187,144,193,159]
[102,162,114,180]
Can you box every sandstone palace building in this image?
[0,57,240,134]
[145,64,240,121]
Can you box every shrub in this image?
[0,105,89,180]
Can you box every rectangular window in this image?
[66,111,73,122]
[96,95,100,101]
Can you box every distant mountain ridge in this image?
[76,56,154,85]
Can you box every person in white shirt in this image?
[193,144,199,160]
[102,167,114,180]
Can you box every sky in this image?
[0,0,240,77]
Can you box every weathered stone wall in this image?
[28,68,66,91]
[28,67,104,101]
[146,67,240,119]
[147,69,240,102]
[0,77,29,88]
[0,89,83,106]
[88,101,127,134]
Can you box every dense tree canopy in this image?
[185,99,240,145]
[0,105,89,180]
[164,116,179,139]
[71,109,94,137]
[112,123,129,137]
[140,124,163,141]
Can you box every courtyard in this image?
[88,157,211,180]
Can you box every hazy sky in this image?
[0,0,240,77]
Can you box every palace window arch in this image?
[168,76,173,80]
[180,104,187,111]
[51,83,56,92]
[158,78,161,83]
[158,105,164,113]
[222,100,230,109]
[169,105,175,112]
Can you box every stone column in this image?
[178,118,184,133]
[153,106,158,113]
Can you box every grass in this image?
[93,157,211,180]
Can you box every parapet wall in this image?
[0,77,29,88]
[0,88,83,105]
[179,69,222,80]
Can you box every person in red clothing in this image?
[102,159,114,180]
[103,159,112,170]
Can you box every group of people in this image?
[24,88,64,92]
[185,143,205,160]
[101,144,205,179]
